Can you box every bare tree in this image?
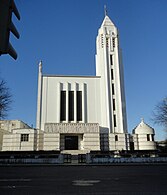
[0,79,12,119]
[153,97,167,129]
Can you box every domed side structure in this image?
[131,119,156,150]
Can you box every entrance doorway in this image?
[130,142,134,151]
[65,136,78,150]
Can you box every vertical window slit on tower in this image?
[60,91,66,121]
[69,91,74,121]
[106,38,109,47]
[114,114,117,127]
[111,69,114,80]
[110,55,113,65]
[77,91,82,121]
[112,83,115,95]
[112,38,115,47]
[113,99,116,111]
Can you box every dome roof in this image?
[133,119,155,134]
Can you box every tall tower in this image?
[96,13,127,134]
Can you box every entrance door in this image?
[65,136,78,150]
[130,142,134,151]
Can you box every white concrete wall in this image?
[109,133,129,151]
[43,133,60,151]
[2,128,38,151]
[83,133,100,151]
[39,76,101,130]
[43,132,100,152]
[42,132,100,152]
[0,129,9,151]
[133,134,156,150]
[2,134,13,151]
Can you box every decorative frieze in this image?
[44,123,99,133]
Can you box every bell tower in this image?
[95,13,127,134]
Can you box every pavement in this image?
[0,164,167,194]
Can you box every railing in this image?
[90,157,167,164]
[0,154,167,164]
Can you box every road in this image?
[0,164,166,194]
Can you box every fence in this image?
[90,157,167,164]
[0,155,167,164]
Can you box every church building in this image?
[36,13,129,153]
[0,12,156,153]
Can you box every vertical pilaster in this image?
[74,83,77,122]
[81,83,85,123]
[56,82,61,123]
[66,83,69,122]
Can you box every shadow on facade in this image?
[100,133,109,151]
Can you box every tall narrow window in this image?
[110,55,113,65]
[60,91,66,121]
[112,38,115,47]
[115,135,118,141]
[147,134,150,141]
[69,91,74,121]
[113,99,116,111]
[111,69,114,80]
[151,134,154,141]
[114,114,117,127]
[112,84,115,95]
[77,91,82,121]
